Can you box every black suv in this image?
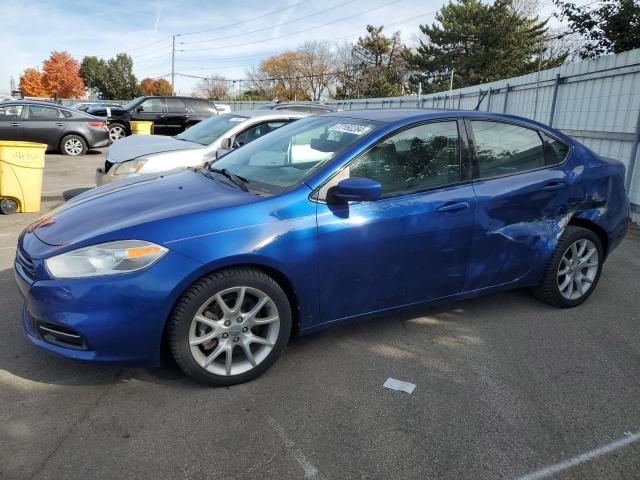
[87,96,219,141]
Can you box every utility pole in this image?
[171,34,177,96]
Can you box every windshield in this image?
[175,114,248,146]
[209,115,381,195]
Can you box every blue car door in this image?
[463,118,572,291]
[314,119,476,323]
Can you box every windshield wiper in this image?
[210,168,250,192]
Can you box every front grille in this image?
[104,160,114,173]
[15,247,36,280]
[37,322,88,350]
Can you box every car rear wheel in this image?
[533,226,603,308]
[0,198,18,215]
[60,134,87,156]
[108,123,127,142]
[168,268,292,386]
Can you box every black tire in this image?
[0,198,19,215]
[108,123,127,142]
[168,268,292,386]
[533,226,604,308]
[60,134,87,156]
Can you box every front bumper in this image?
[15,239,205,367]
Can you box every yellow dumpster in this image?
[0,141,47,215]
[130,121,154,135]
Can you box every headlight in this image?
[45,240,168,279]
[114,158,148,175]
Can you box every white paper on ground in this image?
[383,377,416,394]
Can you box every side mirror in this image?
[215,148,231,159]
[135,106,143,113]
[220,137,232,149]
[329,177,382,203]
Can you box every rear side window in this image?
[188,100,218,114]
[541,133,570,165]
[471,121,546,178]
[165,98,188,113]
[27,105,64,119]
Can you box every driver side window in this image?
[348,121,461,198]
[139,98,163,112]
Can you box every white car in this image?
[95,110,309,186]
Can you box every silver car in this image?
[95,110,309,186]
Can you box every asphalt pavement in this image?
[1,150,639,480]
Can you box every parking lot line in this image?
[517,431,640,480]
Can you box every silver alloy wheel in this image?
[64,138,84,155]
[188,286,280,376]
[109,125,126,142]
[557,238,599,300]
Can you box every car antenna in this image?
[474,90,489,111]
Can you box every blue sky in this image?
[0,0,584,97]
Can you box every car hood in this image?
[107,135,203,163]
[29,169,256,247]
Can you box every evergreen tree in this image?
[406,0,568,93]
[554,0,640,59]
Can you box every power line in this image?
[181,0,361,46]
[180,0,313,37]
[179,0,405,52]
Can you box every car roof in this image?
[223,109,312,120]
[2,99,71,108]
[322,108,555,127]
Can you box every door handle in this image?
[156,114,165,119]
[10,122,20,127]
[56,123,64,127]
[437,201,470,213]
[541,182,566,192]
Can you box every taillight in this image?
[89,121,106,127]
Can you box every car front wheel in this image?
[534,226,603,308]
[168,268,292,386]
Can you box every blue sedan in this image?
[15,110,629,385]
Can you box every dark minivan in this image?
[87,96,219,141]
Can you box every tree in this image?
[246,51,308,101]
[80,56,108,96]
[19,68,48,97]
[140,78,172,95]
[42,51,85,98]
[405,0,568,93]
[336,26,409,99]
[297,41,335,101]
[553,0,640,59]
[194,75,230,100]
[104,53,139,99]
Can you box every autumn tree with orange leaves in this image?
[41,51,85,98]
[19,68,48,97]
[140,78,172,96]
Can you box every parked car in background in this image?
[71,101,123,112]
[0,100,109,155]
[87,96,220,142]
[95,110,308,185]
[15,109,629,386]
[214,104,231,113]
[257,102,337,113]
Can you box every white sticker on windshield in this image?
[229,117,245,122]
[328,123,372,135]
